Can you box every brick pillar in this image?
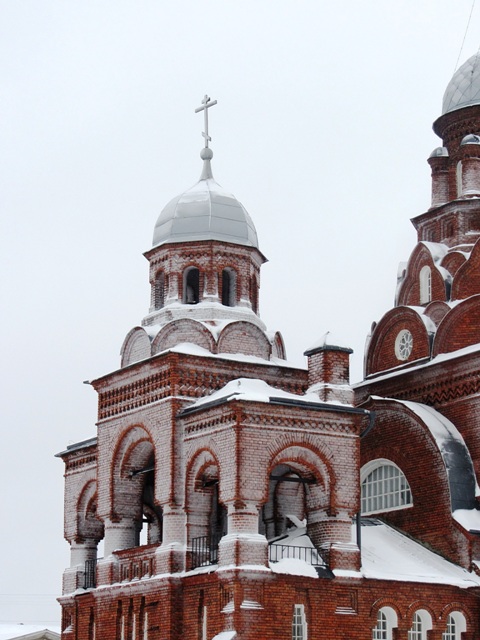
[304,332,353,404]
[428,148,449,208]
[96,518,136,586]
[62,539,98,593]
[218,500,268,567]
[307,509,360,572]
[155,504,186,574]
[459,137,480,197]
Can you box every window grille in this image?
[361,462,412,514]
[292,604,307,640]
[408,613,423,640]
[443,615,456,640]
[372,610,388,640]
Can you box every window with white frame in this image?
[292,604,307,640]
[442,612,467,640]
[372,607,397,640]
[419,265,432,305]
[408,610,432,640]
[361,460,412,515]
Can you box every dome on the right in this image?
[442,52,480,114]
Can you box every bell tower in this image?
[120,95,286,368]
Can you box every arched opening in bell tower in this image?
[184,267,200,304]
[221,268,236,307]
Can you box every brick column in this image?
[428,148,449,208]
[218,500,268,567]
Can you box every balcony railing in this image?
[191,533,223,569]
[268,543,327,567]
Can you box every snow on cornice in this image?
[355,341,480,387]
[184,377,358,412]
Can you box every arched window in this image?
[372,607,397,640]
[456,161,463,198]
[442,612,467,640]
[361,460,412,515]
[419,266,432,305]
[221,268,236,307]
[292,604,307,640]
[184,267,200,304]
[408,610,432,640]
[154,271,165,310]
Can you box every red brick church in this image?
[57,55,480,639]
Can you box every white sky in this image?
[1,0,479,626]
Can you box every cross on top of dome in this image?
[195,94,217,149]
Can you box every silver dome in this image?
[443,53,480,115]
[152,157,259,249]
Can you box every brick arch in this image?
[185,447,221,501]
[120,327,152,367]
[152,319,216,355]
[433,294,480,356]
[184,448,225,551]
[365,307,433,376]
[396,242,449,307]
[424,300,450,326]
[439,602,472,625]
[217,321,271,359]
[370,598,403,621]
[451,236,480,300]
[77,479,103,542]
[110,425,155,520]
[441,250,467,277]
[405,602,437,625]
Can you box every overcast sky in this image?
[1,0,479,626]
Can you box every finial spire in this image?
[195,94,217,180]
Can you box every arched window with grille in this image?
[408,610,432,640]
[442,612,467,640]
[361,459,412,515]
[372,607,397,640]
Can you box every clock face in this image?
[395,329,413,361]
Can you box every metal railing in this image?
[268,543,327,567]
[84,558,97,589]
[191,533,223,569]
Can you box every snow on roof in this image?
[304,331,353,354]
[357,521,480,587]
[160,342,302,369]
[0,626,60,640]
[211,632,237,640]
[185,377,352,412]
[453,508,480,532]
[270,520,480,586]
[420,241,449,262]
[369,397,478,509]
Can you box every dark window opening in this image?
[185,268,200,304]
[222,269,236,306]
